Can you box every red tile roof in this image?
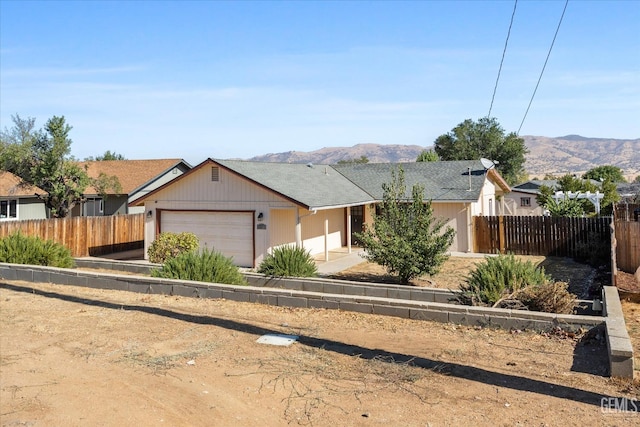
[0,171,46,197]
[78,159,187,195]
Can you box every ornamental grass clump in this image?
[0,232,74,268]
[258,245,318,277]
[151,248,247,286]
[456,253,550,307]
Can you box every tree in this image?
[416,149,439,162]
[336,155,369,165]
[543,196,585,217]
[85,150,126,161]
[433,117,527,184]
[354,166,455,285]
[1,114,120,218]
[536,173,619,216]
[582,165,626,183]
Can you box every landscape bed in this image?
[0,256,635,378]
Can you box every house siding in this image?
[268,207,346,258]
[129,164,190,206]
[480,178,497,216]
[502,191,546,216]
[105,196,128,216]
[300,208,345,255]
[270,208,297,248]
[9,198,47,221]
[431,202,472,253]
[143,166,335,265]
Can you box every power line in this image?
[488,0,518,118]
[517,0,569,135]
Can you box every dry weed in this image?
[227,346,437,426]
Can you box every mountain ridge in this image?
[248,135,640,180]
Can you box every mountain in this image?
[248,136,640,181]
[520,135,639,180]
[249,143,426,165]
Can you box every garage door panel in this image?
[161,211,254,267]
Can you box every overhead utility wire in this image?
[517,0,569,135]
[488,0,518,118]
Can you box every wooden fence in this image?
[0,214,144,257]
[473,215,612,259]
[613,220,640,274]
[614,203,640,222]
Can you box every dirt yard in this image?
[330,254,610,299]
[1,256,639,426]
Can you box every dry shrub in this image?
[516,281,576,314]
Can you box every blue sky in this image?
[1,0,638,165]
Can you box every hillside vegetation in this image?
[249,135,640,180]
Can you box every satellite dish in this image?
[480,158,496,170]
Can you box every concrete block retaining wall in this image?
[602,286,636,378]
[1,260,634,378]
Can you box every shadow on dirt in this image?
[2,281,626,408]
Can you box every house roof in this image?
[132,158,511,209]
[617,182,640,198]
[333,160,509,202]
[79,159,190,195]
[0,171,46,197]
[513,180,558,191]
[215,159,376,210]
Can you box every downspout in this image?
[467,202,473,253]
[346,206,352,254]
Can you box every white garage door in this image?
[161,211,254,267]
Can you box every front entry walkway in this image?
[313,247,366,276]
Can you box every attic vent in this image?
[211,166,220,182]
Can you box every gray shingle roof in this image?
[514,180,558,191]
[332,160,492,202]
[215,159,376,210]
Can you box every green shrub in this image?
[147,232,199,264]
[574,231,610,268]
[258,245,318,277]
[0,232,74,268]
[151,248,247,285]
[456,253,549,306]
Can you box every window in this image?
[0,199,17,220]
[520,197,531,207]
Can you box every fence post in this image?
[498,215,506,254]
[610,220,617,287]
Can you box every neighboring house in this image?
[73,159,191,216]
[503,179,605,216]
[616,182,640,204]
[502,180,557,216]
[131,159,510,268]
[0,171,47,221]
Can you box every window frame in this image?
[0,199,18,220]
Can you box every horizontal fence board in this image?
[0,214,144,257]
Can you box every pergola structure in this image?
[552,191,605,214]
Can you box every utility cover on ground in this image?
[256,334,299,346]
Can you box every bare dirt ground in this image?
[1,256,639,426]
